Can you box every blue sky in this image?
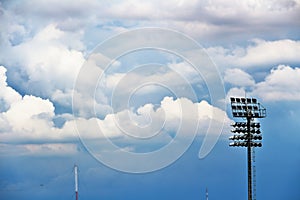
[0,0,300,199]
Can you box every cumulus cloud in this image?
[4,95,54,133]
[73,96,230,141]
[226,87,247,100]
[0,65,76,145]
[0,63,230,157]
[73,96,230,157]
[0,66,22,111]
[0,23,85,107]
[226,65,300,102]
[237,39,300,67]
[253,65,300,101]
[0,93,78,144]
[0,76,229,152]
[224,68,255,87]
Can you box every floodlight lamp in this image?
[252,98,257,104]
[258,143,262,147]
[229,142,236,146]
[250,123,260,128]
[231,122,247,128]
[251,142,262,147]
[252,135,262,140]
[240,142,247,147]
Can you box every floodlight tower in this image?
[229,97,266,200]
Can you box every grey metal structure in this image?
[229,97,266,200]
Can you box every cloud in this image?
[0,65,77,145]
[226,65,300,101]
[224,68,255,87]
[0,143,77,156]
[0,64,230,157]
[4,95,54,133]
[73,49,212,118]
[7,0,300,22]
[253,65,300,101]
[0,66,22,111]
[0,24,85,107]
[207,39,300,68]
[2,0,299,48]
[0,0,297,157]
[237,39,300,67]
[74,96,230,143]
[0,78,229,153]
[226,87,247,100]
[96,0,300,41]
[0,93,78,144]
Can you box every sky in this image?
[0,0,300,199]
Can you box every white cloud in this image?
[81,96,230,140]
[0,143,77,156]
[51,89,73,107]
[0,66,22,111]
[4,95,54,133]
[0,66,76,144]
[0,93,230,149]
[224,68,255,87]
[237,39,300,67]
[0,62,230,157]
[226,65,300,102]
[17,24,84,83]
[207,39,300,68]
[0,24,85,105]
[253,65,300,101]
[8,0,300,22]
[0,94,78,144]
[226,87,247,100]
[2,0,299,47]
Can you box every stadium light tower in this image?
[229,97,266,200]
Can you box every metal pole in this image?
[74,165,78,200]
[247,117,252,200]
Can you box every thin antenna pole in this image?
[206,187,208,200]
[247,117,252,200]
[74,165,78,200]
